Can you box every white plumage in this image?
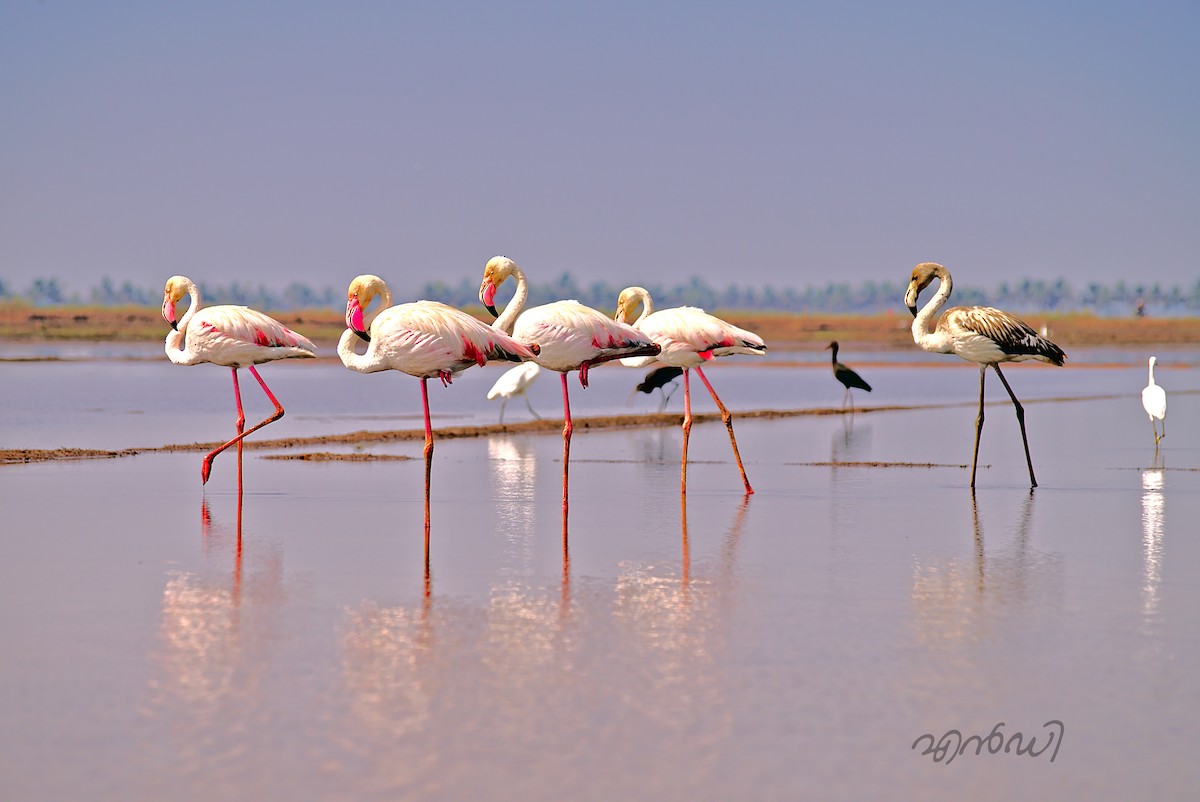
[615,286,764,494]
[162,275,317,484]
[1142,355,1167,446]
[905,262,1066,488]
[338,273,539,380]
[487,362,543,423]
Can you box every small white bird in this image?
[487,362,543,424]
[1142,355,1167,446]
[162,275,317,484]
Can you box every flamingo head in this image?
[480,255,516,318]
[162,275,191,330]
[905,262,946,317]
[614,286,648,324]
[346,274,389,343]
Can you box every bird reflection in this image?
[610,493,748,733]
[1141,467,1165,633]
[488,436,539,576]
[830,415,872,465]
[340,596,435,744]
[910,491,1060,655]
[147,483,284,725]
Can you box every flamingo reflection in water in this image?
[910,492,1062,658]
[612,492,749,733]
[148,484,283,732]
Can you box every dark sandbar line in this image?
[3,390,1186,464]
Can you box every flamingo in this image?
[826,341,872,410]
[614,286,765,495]
[1142,356,1166,446]
[635,365,684,412]
[162,275,317,484]
[486,362,543,424]
[479,256,661,524]
[338,274,540,561]
[904,262,1066,488]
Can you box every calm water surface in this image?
[2,345,1199,800]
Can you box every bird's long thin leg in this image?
[525,397,541,420]
[232,368,246,479]
[498,398,507,426]
[681,369,693,496]
[561,372,573,533]
[992,363,1037,488]
[970,365,986,488]
[695,366,754,495]
[201,367,245,484]
[421,377,434,568]
[202,365,286,484]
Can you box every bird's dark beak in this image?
[480,277,499,318]
[355,330,371,343]
[907,303,918,318]
[169,320,178,331]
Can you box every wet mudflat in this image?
[2,347,1199,800]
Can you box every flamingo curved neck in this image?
[911,271,955,354]
[165,281,203,365]
[493,265,528,335]
[366,282,394,331]
[630,287,654,326]
[337,327,386,373]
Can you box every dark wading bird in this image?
[636,365,684,412]
[905,262,1066,488]
[826,341,871,410]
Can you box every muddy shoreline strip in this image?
[4,390,1171,465]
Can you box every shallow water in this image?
[2,345,1199,800]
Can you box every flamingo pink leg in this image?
[561,372,573,525]
[420,376,434,566]
[694,365,754,495]
[201,365,285,484]
[681,368,693,495]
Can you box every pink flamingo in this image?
[338,274,541,566]
[614,286,765,495]
[479,256,661,525]
[162,275,317,484]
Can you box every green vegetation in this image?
[2,273,1197,316]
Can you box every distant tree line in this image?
[1,273,1198,316]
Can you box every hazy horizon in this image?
[3,1,1197,293]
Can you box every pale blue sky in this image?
[2,0,1197,298]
